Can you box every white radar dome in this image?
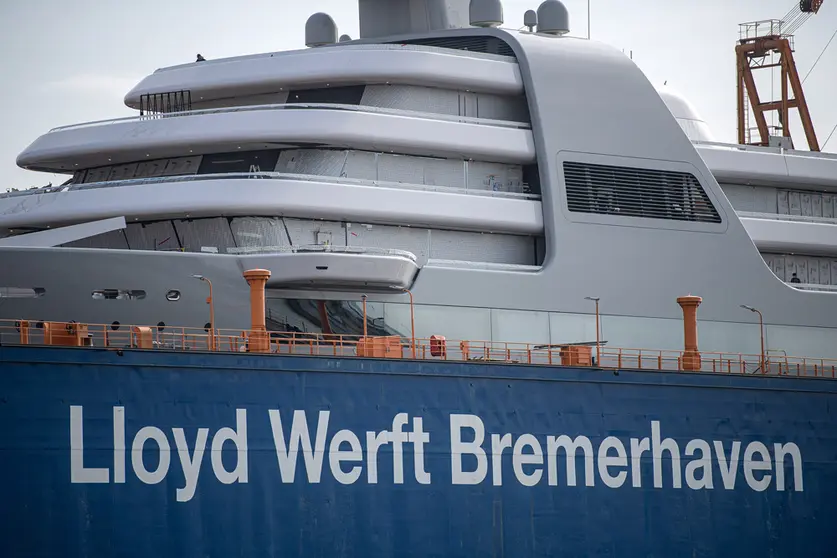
[306,13,338,47]
[469,0,504,27]
[656,85,717,142]
[537,0,569,35]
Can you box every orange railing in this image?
[1,319,836,379]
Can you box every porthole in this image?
[111,321,120,331]
[165,290,181,302]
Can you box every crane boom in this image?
[781,0,823,36]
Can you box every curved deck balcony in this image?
[125,44,524,108]
[695,141,837,189]
[740,211,837,256]
[0,172,543,235]
[17,104,535,173]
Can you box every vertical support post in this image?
[594,299,600,365]
[243,269,271,353]
[781,55,789,138]
[18,320,30,345]
[585,296,601,365]
[587,0,591,40]
[361,295,368,338]
[207,280,215,351]
[782,39,820,151]
[402,289,416,359]
[758,311,766,374]
[736,48,747,145]
[677,296,703,371]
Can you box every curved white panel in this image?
[696,142,837,189]
[17,106,535,172]
[125,45,523,107]
[742,217,837,256]
[0,177,544,235]
[238,250,419,290]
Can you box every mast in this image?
[358,0,471,38]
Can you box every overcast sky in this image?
[0,0,834,189]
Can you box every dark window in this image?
[197,150,280,174]
[563,162,722,223]
[286,85,366,105]
[522,165,541,195]
[394,37,515,58]
[91,289,146,300]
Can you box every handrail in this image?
[738,211,837,225]
[47,102,532,134]
[693,139,837,161]
[2,319,836,380]
[227,244,419,261]
[151,42,518,74]
[0,171,542,201]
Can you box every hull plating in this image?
[0,346,835,557]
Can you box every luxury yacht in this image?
[1,0,836,358]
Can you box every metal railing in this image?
[2,320,835,380]
[152,42,518,74]
[692,139,837,160]
[0,170,541,202]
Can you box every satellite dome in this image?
[469,0,503,27]
[339,34,352,42]
[536,0,569,35]
[656,85,717,142]
[305,13,338,47]
[523,9,538,31]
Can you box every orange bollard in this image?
[677,296,703,371]
[243,269,271,353]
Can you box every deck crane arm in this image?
[736,0,825,151]
[782,1,824,36]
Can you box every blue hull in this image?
[1,345,835,557]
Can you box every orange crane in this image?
[736,0,824,151]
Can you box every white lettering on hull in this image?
[68,407,805,502]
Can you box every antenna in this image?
[523,10,538,32]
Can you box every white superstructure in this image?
[1,0,836,359]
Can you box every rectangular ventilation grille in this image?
[394,37,515,58]
[564,162,722,223]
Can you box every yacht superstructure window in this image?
[287,85,366,105]
[92,289,146,300]
[174,218,236,254]
[197,150,280,174]
[59,216,544,266]
[392,36,516,58]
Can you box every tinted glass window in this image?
[286,85,366,105]
[197,150,280,174]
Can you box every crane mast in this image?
[736,0,824,151]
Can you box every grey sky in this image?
[0,0,834,189]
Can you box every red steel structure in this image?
[736,0,824,151]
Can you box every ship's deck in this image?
[2,318,834,380]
